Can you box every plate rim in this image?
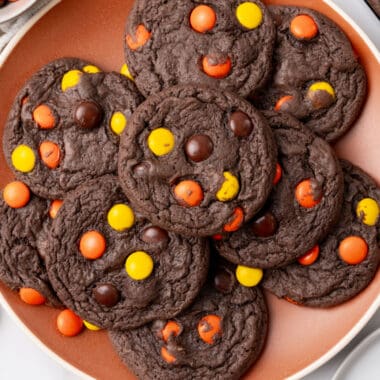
[0,0,37,24]
[0,0,379,379]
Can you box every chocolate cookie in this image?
[109,260,268,380]
[252,6,367,142]
[0,181,61,306]
[46,176,209,329]
[3,58,143,199]
[118,85,277,237]
[124,0,276,97]
[262,160,380,307]
[215,112,343,268]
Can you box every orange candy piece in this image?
[223,207,244,232]
[190,5,216,33]
[290,14,318,40]
[174,180,203,207]
[79,231,106,260]
[198,314,222,344]
[161,346,176,364]
[273,163,282,185]
[274,95,293,112]
[202,56,231,79]
[56,309,83,337]
[298,245,320,266]
[3,181,30,209]
[284,296,300,306]
[39,141,61,169]
[161,321,181,342]
[126,24,151,50]
[49,199,63,219]
[19,288,46,305]
[338,236,368,265]
[33,104,55,129]
[295,179,322,209]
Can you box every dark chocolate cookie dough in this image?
[252,6,367,142]
[3,58,143,199]
[109,260,268,380]
[262,160,380,307]
[46,176,209,330]
[124,0,276,97]
[118,85,277,237]
[215,112,344,268]
[0,181,61,306]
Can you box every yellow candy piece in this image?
[82,65,101,74]
[107,204,135,231]
[110,112,127,135]
[236,2,263,29]
[120,63,134,81]
[83,320,101,331]
[216,172,240,202]
[11,145,36,173]
[61,70,83,91]
[125,251,154,281]
[236,265,263,287]
[308,81,335,98]
[356,198,380,226]
[147,128,175,156]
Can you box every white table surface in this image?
[0,1,379,379]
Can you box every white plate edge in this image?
[0,0,37,24]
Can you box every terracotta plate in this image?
[0,0,379,379]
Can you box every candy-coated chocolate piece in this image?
[307,81,336,109]
[39,141,61,169]
[295,178,322,208]
[121,63,134,81]
[274,95,293,112]
[236,2,263,29]
[161,321,181,342]
[33,104,55,129]
[126,24,151,50]
[83,320,101,331]
[356,198,379,226]
[236,265,263,287]
[148,128,175,156]
[251,211,277,237]
[223,207,244,232]
[125,251,154,280]
[56,309,83,337]
[19,288,46,305]
[161,346,176,364]
[107,204,135,231]
[229,111,253,137]
[298,245,320,266]
[290,14,318,40]
[92,283,120,307]
[74,101,103,129]
[174,180,204,207]
[110,112,127,135]
[213,268,234,294]
[141,226,168,244]
[49,199,63,219]
[216,172,240,202]
[79,230,106,260]
[61,69,82,91]
[11,144,36,173]
[338,236,368,265]
[3,181,30,209]
[82,65,101,74]
[185,134,213,162]
[202,55,232,79]
[273,163,282,185]
[190,5,216,33]
[197,314,222,344]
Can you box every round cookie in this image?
[251,6,367,142]
[124,0,276,97]
[109,259,268,380]
[215,112,344,268]
[3,58,143,199]
[262,160,380,307]
[46,176,209,330]
[118,85,277,237]
[0,181,61,306]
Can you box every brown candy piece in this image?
[74,101,103,129]
[229,111,253,137]
[141,226,169,244]
[251,211,278,237]
[185,135,213,162]
[93,283,120,307]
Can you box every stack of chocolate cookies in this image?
[1,1,379,379]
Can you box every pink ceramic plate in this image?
[0,1,379,379]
